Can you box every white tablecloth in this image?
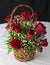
[0,22,50,65]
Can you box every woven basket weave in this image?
[14,49,36,62]
[10,4,36,62]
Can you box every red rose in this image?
[11,38,22,50]
[39,39,48,47]
[12,23,22,33]
[5,15,11,23]
[20,11,31,21]
[27,29,35,40]
[35,22,46,35]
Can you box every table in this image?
[0,22,50,65]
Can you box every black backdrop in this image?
[0,0,50,23]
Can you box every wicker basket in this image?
[14,49,36,62]
[10,4,36,62]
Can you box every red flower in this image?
[20,11,31,21]
[27,29,35,40]
[11,38,22,50]
[5,15,11,23]
[39,39,48,47]
[12,23,22,33]
[35,22,46,35]
[5,24,10,30]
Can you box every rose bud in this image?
[39,39,48,47]
[20,11,31,21]
[27,29,35,40]
[5,15,11,23]
[11,38,22,50]
[35,22,46,35]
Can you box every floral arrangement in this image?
[5,11,48,55]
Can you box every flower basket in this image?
[5,4,48,62]
[14,49,36,62]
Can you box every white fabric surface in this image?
[0,22,50,65]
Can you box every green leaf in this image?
[7,45,13,54]
[27,45,35,53]
[22,27,28,34]
[7,48,13,54]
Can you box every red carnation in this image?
[11,38,22,50]
[27,29,35,40]
[39,39,48,47]
[12,23,22,33]
[5,15,11,23]
[20,11,31,21]
[35,22,46,35]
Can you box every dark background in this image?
[0,0,50,24]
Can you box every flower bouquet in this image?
[5,4,48,62]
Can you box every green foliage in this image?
[6,38,13,54]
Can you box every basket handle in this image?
[10,4,34,22]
